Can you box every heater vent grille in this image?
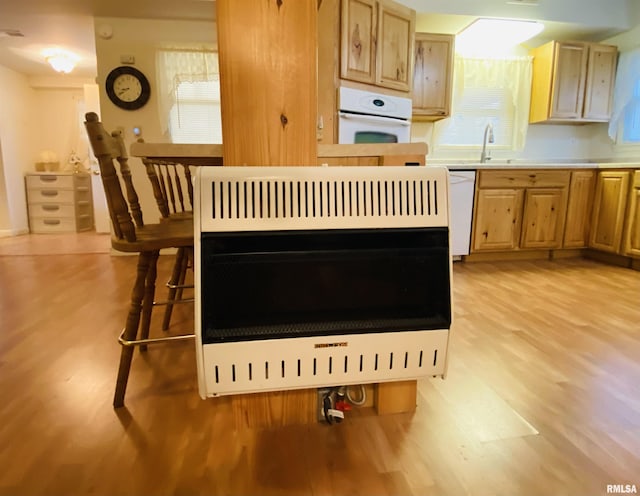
[200,330,449,396]
[197,166,448,231]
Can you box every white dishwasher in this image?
[449,170,476,257]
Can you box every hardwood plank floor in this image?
[0,241,639,495]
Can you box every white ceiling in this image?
[0,0,637,79]
[0,0,215,78]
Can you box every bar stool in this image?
[84,112,195,408]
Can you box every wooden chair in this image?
[137,146,195,330]
[84,112,195,408]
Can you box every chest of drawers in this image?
[25,172,94,233]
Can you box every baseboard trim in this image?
[463,250,551,263]
[0,228,30,238]
[584,249,637,270]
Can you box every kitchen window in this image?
[621,80,640,143]
[156,48,221,144]
[433,56,533,152]
[168,79,222,144]
[609,48,640,146]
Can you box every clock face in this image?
[113,74,142,102]
[105,66,151,110]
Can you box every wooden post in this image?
[215,0,416,427]
[217,0,317,166]
[216,0,318,427]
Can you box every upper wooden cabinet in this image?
[529,41,618,124]
[341,0,377,85]
[340,0,415,92]
[412,33,454,120]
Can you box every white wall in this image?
[32,87,86,167]
[0,65,36,236]
[93,17,216,217]
[0,67,97,236]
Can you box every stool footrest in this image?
[118,328,195,347]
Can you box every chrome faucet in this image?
[480,123,494,163]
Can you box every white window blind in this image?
[434,56,532,151]
[434,87,515,148]
[168,80,223,144]
[156,49,220,143]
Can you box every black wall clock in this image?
[105,66,151,111]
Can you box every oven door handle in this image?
[339,112,410,126]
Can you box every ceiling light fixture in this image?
[42,48,80,74]
[456,18,544,56]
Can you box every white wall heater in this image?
[194,166,452,398]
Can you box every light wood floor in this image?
[0,235,639,496]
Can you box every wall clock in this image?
[105,66,151,111]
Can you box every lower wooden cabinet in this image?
[471,169,570,253]
[521,188,567,249]
[563,170,596,248]
[622,170,640,257]
[589,171,630,253]
[470,168,640,260]
[472,188,523,251]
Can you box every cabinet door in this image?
[623,172,640,257]
[341,0,377,85]
[589,171,630,253]
[412,33,453,119]
[582,44,618,121]
[550,42,588,119]
[472,189,524,252]
[375,0,415,91]
[521,188,566,249]
[563,170,595,248]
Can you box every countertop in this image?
[429,159,640,170]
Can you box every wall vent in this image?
[197,166,449,231]
[201,330,449,396]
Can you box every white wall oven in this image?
[338,87,412,144]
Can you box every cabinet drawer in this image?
[26,174,74,189]
[28,217,76,233]
[74,174,91,189]
[478,170,571,189]
[633,170,640,188]
[27,189,75,203]
[28,203,76,218]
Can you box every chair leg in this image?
[113,251,153,408]
[138,250,160,352]
[162,247,186,331]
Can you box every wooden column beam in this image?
[216,0,416,427]
[217,0,317,166]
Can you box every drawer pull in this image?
[39,176,58,183]
[42,205,60,211]
[40,190,59,197]
[43,219,61,225]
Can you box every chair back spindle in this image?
[112,130,144,228]
[138,139,193,219]
[84,112,139,242]
[139,143,193,219]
